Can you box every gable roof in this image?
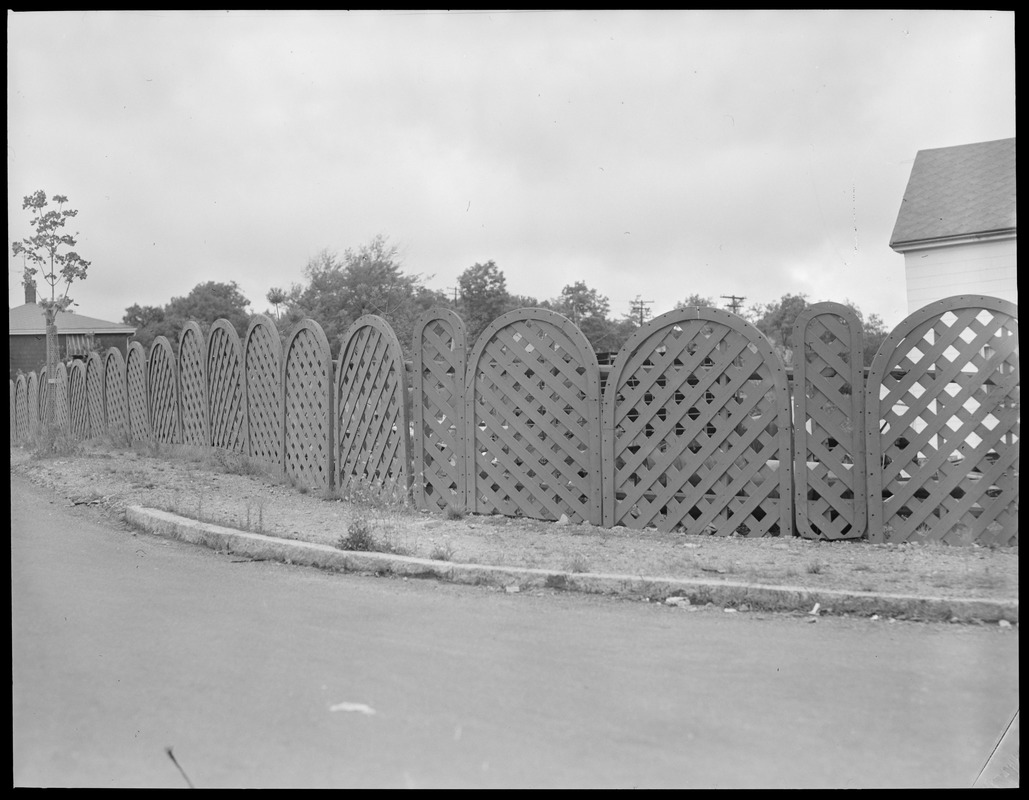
[889,137,1016,250]
[9,302,136,336]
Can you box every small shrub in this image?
[445,504,466,521]
[337,518,377,552]
[429,541,456,561]
[806,561,827,575]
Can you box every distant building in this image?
[889,137,1016,314]
[9,282,136,380]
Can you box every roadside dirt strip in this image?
[125,506,1018,624]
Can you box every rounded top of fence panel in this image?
[792,302,863,346]
[104,345,126,370]
[244,314,281,345]
[865,294,1019,389]
[283,317,332,357]
[127,340,147,363]
[469,306,599,364]
[604,306,788,400]
[178,320,205,348]
[413,307,466,346]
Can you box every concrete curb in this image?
[124,506,1018,624]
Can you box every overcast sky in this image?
[7,10,1015,333]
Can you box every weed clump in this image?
[338,518,378,551]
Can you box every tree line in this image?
[123,234,889,367]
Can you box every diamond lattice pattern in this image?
[876,308,1018,546]
[609,320,786,535]
[470,318,599,523]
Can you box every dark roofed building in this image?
[889,137,1016,313]
[9,282,136,380]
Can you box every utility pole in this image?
[630,295,653,326]
[721,294,745,314]
[446,286,459,304]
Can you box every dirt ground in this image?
[9,441,1018,604]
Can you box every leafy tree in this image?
[548,281,633,355]
[752,293,810,349]
[165,280,251,336]
[11,190,91,433]
[125,281,251,350]
[675,293,718,310]
[285,236,438,354]
[458,260,511,343]
[843,299,891,367]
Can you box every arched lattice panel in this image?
[792,303,866,540]
[466,309,602,525]
[602,308,793,536]
[244,315,283,470]
[68,360,90,440]
[207,320,247,453]
[85,352,105,439]
[104,348,129,440]
[283,320,334,492]
[178,322,208,447]
[27,372,40,439]
[866,296,1018,547]
[53,362,70,430]
[126,342,151,444]
[412,309,467,511]
[15,375,29,444]
[149,336,180,445]
[37,364,69,430]
[335,316,411,500]
[9,380,15,444]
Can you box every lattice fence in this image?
[208,321,247,453]
[243,315,282,469]
[126,342,151,444]
[178,322,208,447]
[15,375,29,444]
[335,316,411,500]
[86,352,106,439]
[466,309,603,524]
[792,303,867,539]
[412,309,467,511]
[283,320,334,492]
[104,348,129,440]
[27,372,39,440]
[866,296,1019,547]
[602,308,793,535]
[9,380,15,444]
[68,360,90,440]
[149,337,180,445]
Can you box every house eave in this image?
[890,228,1017,254]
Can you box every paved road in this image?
[11,475,1019,788]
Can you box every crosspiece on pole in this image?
[630,296,653,326]
[721,294,745,314]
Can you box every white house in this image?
[889,137,1016,314]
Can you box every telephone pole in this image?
[446,286,459,304]
[630,295,653,326]
[721,294,745,314]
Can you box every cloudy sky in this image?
[7,10,1015,333]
